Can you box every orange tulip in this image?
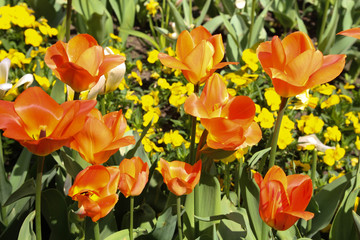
[70,108,135,165]
[158,26,237,85]
[337,27,360,39]
[256,31,346,98]
[254,166,314,231]
[156,158,201,196]
[184,74,261,150]
[118,157,149,198]
[68,165,120,222]
[45,34,125,92]
[0,87,96,156]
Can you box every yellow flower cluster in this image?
[158,130,190,148]
[0,49,31,68]
[323,145,345,166]
[145,0,159,17]
[277,115,295,149]
[297,114,324,135]
[264,88,281,111]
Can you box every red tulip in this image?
[158,26,237,85]
[70,108,135,165]
[156,158,201,196]
[45,34,125,92]
[118,157,149,198]
[68,165,120,222]
[337,27,360,39]
[184,74,261,150]
[0,87,96,156]
[256,31,346,97]
[254,166,314,230]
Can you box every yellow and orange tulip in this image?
[256,31,346,98]
[254,166,314,231]
[45,34,125,92]
[70,109,135,165]
[0,87,96,156]
[158,26,237,85]
[118,157,149,198]
[68,165,120,222]
[184,74,261,150]
[156,158,201,196]
[337,27,360,40]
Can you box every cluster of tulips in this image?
[1,24,359,238]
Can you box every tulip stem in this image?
[268,97,288,169]
[94,221,100,240]
[177,196,183,240]
[130,196,134,240]
[261,222,269,240]
[224,163,230,199]
[311,150,317,188]
[248,0,256,48]
[65,0,72,42]
[188,84,199,165]
[0,135,8,226]
[318,0,330,44]
[35,155,45,240]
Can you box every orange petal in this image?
[271,36,286,70]
[176,30,195,61]
[0,100,29,140]
[21,138,70,156]
[337,27,360,40]
[263,166,288,190]
[95,194,119,221]
[226,96,255,120]
[75,46,104,76]
[189,26,212,45]
[281,31,315,64]
[184,93,210,118]
[158,53,190,70]
[286,174,313,212]
[98,54,126,78]
[208,34,225,65]
[67,34,99,63]
[104,110,127,141]
[44,41,68,70]
[306,54,346,88]
[242,121,262,147]
[272,78,308,98]
[201,74,229,114]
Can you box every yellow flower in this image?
[277,128,294,150]
[136,60,143,72]
[297,114,324,135]
[24,29,43,47]
[320,95,340,109]
[265,88,281,111]
[33,74,50,90]
[146,0,159,16]
[158,78,170,89]
[313,83,336,95]
[241,48,258,72]
[10,4,36,28]
[143,107,160,126]
[324,126,341,142]
[147,49,159,63]
[118,78,129,90]
[291,160,311,172]
[227,88,236,97]
[125,91,140,104]
[345,112,358,125]
[351,158,359,167]
[129,71,143,86]
[323,145,345,166]
[329,171,345,183]
[159,130,188,148]
[340,94,352,103]
[281,115,295,130]
[150,90,159,106]
[291,90,318,110]
[344,83,355,90]
[256,108,274,129]
[125,109,132,120]
[142,137,163,153]
[151,72,160,79]
[356,136,360,150]
[0,6,11,30]
[38,21,58,37]
[165,47,175,57]
[110,33,122,42]
[141,94,154,111]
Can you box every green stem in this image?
[189,0,193,27]
[195,129,208,163]
[94,221,100,240]
[268,97,288,169]
[311,150,317,188]
[224,163,230,199]
[100,95,106,115]
[130,196,134,240]
[261,221,269,240]
[35,155,45,240]
[148,15,158,50]
[177,196,183,240]
[248,0,256,48]
[65,0,72,42]
[235,157,243,202]
[0,135,8,226]
[188,84,199,164]
[318,0,330,44]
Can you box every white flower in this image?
[235,0,246,9]
[298,134,335,152]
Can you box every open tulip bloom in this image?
[70,108,135,165]
[254,166,314,231]
[157,158,202,196]
[68,165,120,222]
[45,34,125,92]
[256,31,346,98]
[184,74,262,151]
[158,26,237,85]
[0,87,96,156]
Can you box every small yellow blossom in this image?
[151,72,160,79]
[128,71,143,86]
[297,114,324,135]
[314,83,336,95]
[165,47,175,57]
[142,137,163,153]
[227,88,236,97]
[256,108,274,129]
[291,160,311,172]
[344,83,355,90]
[110,33,122,42]
[324,126,341,142]
[356,136,360,150]
[118,78,129,90]
[323,145,345,166]
[345,112,358,126]
[141,94,154,111]
[241,48,258,72]
[281,115,295,130]
[150,90,160,106]
[159,130,188,148]
[125,109,132,120]
[147,49,159,63]
[33,74,50,91]
[38,21,58,37]
[24,29,43,47]
[143,107,161,126]
[278,128,294,149]
[320,95,340,109]
[265,88,281,111]
[339,94,352,103]
[158,78,170,89]
[291,90,318,110]
[125,91,140,104]
[136,60,143,72]
[351,158,358,167]
[146,0,159,17]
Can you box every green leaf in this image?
[118,0,137,45]
[249,0,272,47]
[352,210,360,236]
[203,15,225,34]
[195,0,212,27]
[167,0,188,33]
[248,147,271,168]
[41,189,70,240]
[0,136,12,205]
[125,120,153,160]
[59,149,86,179]
[148,206,177,240]
[318,0,340,53]
[50,80,65,104]
[119,28,160,50]
[221,0,235,15]
[4,179,36,206]
[17,211,36,240]
[9,148,32,192]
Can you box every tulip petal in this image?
[271,36,286,70]
[98,54,126,78]
[242,122,262,147]
[282,210,314,220]
[184,93,210,118]
[337,27,360,40]
[287,174,313,212]
[281,31,315,63]
[176,30,195,61]
[158,53,190,70]
[0,101,29,140]
[67,34,98,63]
[208,34,225,65]
[189,26,212,45]
[75,46,104,76]
[44,41,68,69]
[184,40,214,79]
[226,96,255,120]
[306,54,346,89]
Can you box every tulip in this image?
[44,34,125,92]
[184,74,262,150]
[0,87,96,156]
[256,31,346,98]
[337,27,360,39]
[118,157,149,198]
[156,158,201,196]
[254,166,314,231]
[68,165,120,222]
[70,108,135,165]
[158,26,237,85]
